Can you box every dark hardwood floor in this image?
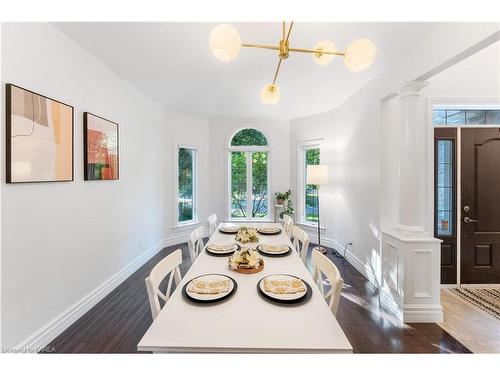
[44,241,470,353]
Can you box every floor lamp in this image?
[306,165,329,254]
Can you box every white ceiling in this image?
[53,22,440,120]
[424,40,500,98]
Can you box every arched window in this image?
[227,128,270,220]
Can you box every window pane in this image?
[436,139,454,236]
[230,129,268,146]
[305,148,320,222]
[252,152,268,218]
[432,110,446,125]
[466,110,486,125]
[231,152,247,218]
[446,110,465,125]
[486,110,500,124]
[178,148,194,222]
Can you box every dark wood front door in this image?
[461,128,500,284]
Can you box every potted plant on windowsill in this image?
[275,191,289,205]
[274,190,294,219]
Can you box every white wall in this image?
[290,99,381,281]
[208,117,290,222]
[0,23,209,348]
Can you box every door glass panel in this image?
[486,110,500,124]
[436,140,454,236]
[432,109,446,125]
[231,152,247,218]
[446,110,465,125]
[466,110,486,125]
[252,152,268,218]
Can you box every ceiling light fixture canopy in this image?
[209,21,376,104]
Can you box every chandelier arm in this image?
[289,46,345,56]
[241,43,280,51]
[272,58,283,86]
[285,21,294,42]
[282,21,286,40]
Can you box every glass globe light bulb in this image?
[209,24,241,62]
[343,38,376,72]
[260,84,280,104]
[313,40,336,65]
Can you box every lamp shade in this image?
[343,38,376,72]
[313,40,336,65]
[209,24,241,62]
[307,165,329,185]
[260,84,280,104]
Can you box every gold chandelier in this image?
[209,21,376,104]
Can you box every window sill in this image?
[172,220,201,230]
[297,221,326,231]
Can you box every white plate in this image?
[186,274,234,301]
[258,274,307,301]
[258,227,281,234]
[258,244,290,255]
[206,244,237,254]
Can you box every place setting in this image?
[205,243,240,257]
[256,243,293,257]
[257,274,312,305]
[256,226,282,235]
[218,224,240,235]
[182,273,238,304]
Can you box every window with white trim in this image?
[176,145,198,224]
[298,141,321,224]
[227,128,270,220]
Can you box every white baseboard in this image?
[379,289,403,320]
[403,304,444,323]
[14,238,166,352]
[318,236,379,289]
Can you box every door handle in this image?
[463,217,478,223]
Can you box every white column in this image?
[379,80,442,323]
[396,81,428,232]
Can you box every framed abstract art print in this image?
[83,112,119,180]
[6,84,74,183]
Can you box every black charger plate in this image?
[182,274,238,304]
[257,274,312,305]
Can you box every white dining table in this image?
[137,222,353,353]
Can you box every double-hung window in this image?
[176,145,198,225]
[298,141,321,224]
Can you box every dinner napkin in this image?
[264,277,306,294]
[260,244,288,253]
[187,278,230,294]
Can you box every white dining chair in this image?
[282,214,294,237]
[311,249,343,317]
[291,225,310,263]
[207,213,218,237]
[145,249,183,320]
[187,226,205,263]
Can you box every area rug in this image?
[449,288,500,321]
